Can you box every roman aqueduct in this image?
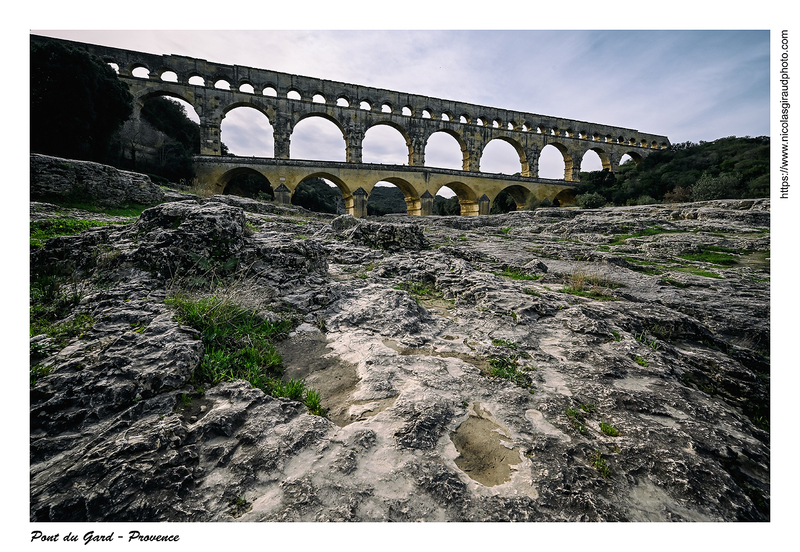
[32,35,671,216]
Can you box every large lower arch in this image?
[219,167,275,199]
[291,174,346,215]
[619,150,644,168]
[437,181,480,216]
[493,184,533,211]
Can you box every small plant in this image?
[634,356,649,367]
[566,407,588,434]
[599,422,620,437]
[180,393,193,407]
[492,338,518,349]
[589,450,611,479]
[635,331,662,350]
[559,270,620,301]
[488,355,532,389]
[304,389,325,416]
[30,364,51,389]
[610,330,622,342]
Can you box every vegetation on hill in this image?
[367,186,408,215]
[575,136,769,207]
[291,178,343,214]
[30,40,133,163]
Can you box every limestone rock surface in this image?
[30,195,770,523]
[30,154,165,207]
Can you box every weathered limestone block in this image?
[30,154,164,207]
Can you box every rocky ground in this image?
[29,191,770,522]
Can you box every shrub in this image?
[576,192,607,209]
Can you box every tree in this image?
[691,172,742,201]
[31,40,133,162]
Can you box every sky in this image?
[30,29,771,185]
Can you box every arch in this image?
[381,103,393,113]
[219,167,275,199]
[366,179,415,216]
[239,82,255,94]
[580,148,609,172]
[136,89,198,115]
[107,62,120,74]
[422,110,432,119]
[312,94,326,104]
[363,123,411,165]
[402,106,413,116]
[424,130,466,170]
[539,143,572,180]
[188,75,205,86]
[290,114,346,161]
[131,65,150,79]
[621,151,644,166]
[287,89,302,100]
[214,79,232,90]
[291,175,346,214]
[480,137,526,175]
[433,185,460,216]
[492,184,532,213]
[553,188,577,207]
[159,70,178,82]
[360,100,372,111]
[336,96,350,107]
[220,104,274,157]
[263,86,278,97]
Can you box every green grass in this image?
[488,355,532,389]
[30,218,125,247]
[607,226,681,246]
[493,267,542,281]
[566,407,588,434]
[671,266,723,279]
[589,450,612,479]
[634,356,649,367]
[167,293,325,415]
[393,281,439,297]
[678,248,738,266]
[52,201,150,218]
[600,422,620,437]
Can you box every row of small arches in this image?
[110,61,664,149]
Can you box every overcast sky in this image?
[32,29,770,182]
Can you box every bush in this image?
[691,172,742,201]
[576,192,607,209]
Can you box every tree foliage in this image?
[223,173,274,200]
[367,186,408,216]
[576,136,769,205]
[31,40,133,162]
[291,178,343,214]
[141,97,200,154]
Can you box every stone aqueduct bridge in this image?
[34,35,671,216]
